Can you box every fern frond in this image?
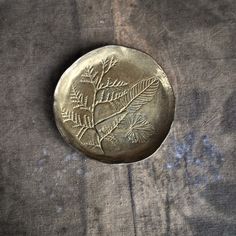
[97,77,128,90]
[70,84,91,111]
[101,56,118,74]
[61,108,81,124]
[95,90,127,105]
[76,126,89,139]
[61,108,93,128]
[80,66,98,84]
[96,56,118,89]
[81,66,93,78]
[80,140,101,150]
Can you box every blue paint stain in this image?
[202,135,223,164]
[166,163,174,169]
[165,132,224,187]
[64,152,78,162]
[174,132,195,160]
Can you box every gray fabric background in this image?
[0,0,235,235]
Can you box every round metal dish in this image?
[54,45,175,163]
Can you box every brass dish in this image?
[54,45,175,163]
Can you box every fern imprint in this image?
[61,56,160,154]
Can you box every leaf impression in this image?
[120,113,155,143]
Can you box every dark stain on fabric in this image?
[129,0,224,45]
[127,165,137,236]
[201,182,236,216]
[186,217,236,236]
[221,91,236,133]
[0,221,27,236]
[177,89,210,123]
[132,0,224,30]
[57,226,67,235]
[77,156,88,235]
[165,180,171,236]
[93,207,104,235]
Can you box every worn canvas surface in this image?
[0,0,235,235]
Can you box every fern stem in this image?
[90,83,104,153]
[96,107,126,126]
[100,113,127,142]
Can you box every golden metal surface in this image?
[54,46,175,163]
